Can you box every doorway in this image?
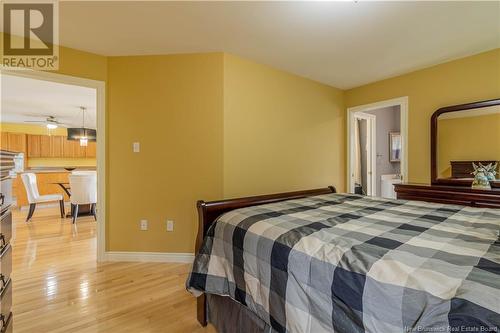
[0,68,106,261]
[347,97,408,198]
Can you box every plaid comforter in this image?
[187,194,500,333]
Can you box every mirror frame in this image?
[431,98,500,186]
[389,132,401,163]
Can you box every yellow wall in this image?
[1,123,69,136]
[107,53,224,252]
[438,113,500,177]
[1,33,108,82]
[105,52,345,253]
[57,46,108,82]
[0,123,97,167]
[223,54,345,197]
[345,48,500,184]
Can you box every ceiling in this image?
[56,1,500,89]
[1,74,97,128]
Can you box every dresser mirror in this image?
[431,98,500,187]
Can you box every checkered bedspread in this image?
[187,193,500,333]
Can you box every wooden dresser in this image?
[398,99,500,209]
[395,183,500,209]
[0,150,14,333]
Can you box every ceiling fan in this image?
[24,116,68,129]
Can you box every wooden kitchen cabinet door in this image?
[51,136,64,157]
[63,137,75,157]
[7,133,26,153]
[27,135,41,157]
[0,132,9,150]
[86,141,96,158]
[75,141,87,157]
[39,135,51,157]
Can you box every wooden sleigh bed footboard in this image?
[195,186,336,326]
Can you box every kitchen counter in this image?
[22,167,96,174]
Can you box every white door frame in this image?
[0,67,107,262]
[353,112,376,196]
[347,96,408,194]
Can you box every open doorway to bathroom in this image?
[347,97,408,199]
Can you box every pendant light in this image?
[67,107,96,146]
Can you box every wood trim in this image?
[195,186,336,327]
[352,112,377,195]
[346,96,408,193]
[430,98,500,185]
[434,177,500,188]
[395,183,500,208]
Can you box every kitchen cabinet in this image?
[86,141,96,158]
[74,140,87,158]
[7,133,26,153]
[27,135,41,157]
[40,135,51,157]
[4,132,95,159]
[32,135,68,158]
[63,138,87,158]
[39,135,65,158]
[62,137,75,158]
[51,136,64,157]
[0,132,8,150]
[0,132,26,153]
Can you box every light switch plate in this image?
[140,219,148,230]
[133,142,140,153]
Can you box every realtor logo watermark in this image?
[2,0,59,70]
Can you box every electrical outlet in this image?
[140,219,148,231]
[133,142,140,153]
[166,220,174,232]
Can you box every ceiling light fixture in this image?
[67,106,96,146]
[46,123,58,129]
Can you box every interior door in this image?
[352,112,376,196]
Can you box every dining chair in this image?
[71,170,97,176]
[69,173,97,224]
[21,173,65,222]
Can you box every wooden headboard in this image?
[194,185,336,326]
[450,160,499,178]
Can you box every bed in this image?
[186,186,500,333]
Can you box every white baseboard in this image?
[103,251,195,263]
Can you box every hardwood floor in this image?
[11,206,215,332]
